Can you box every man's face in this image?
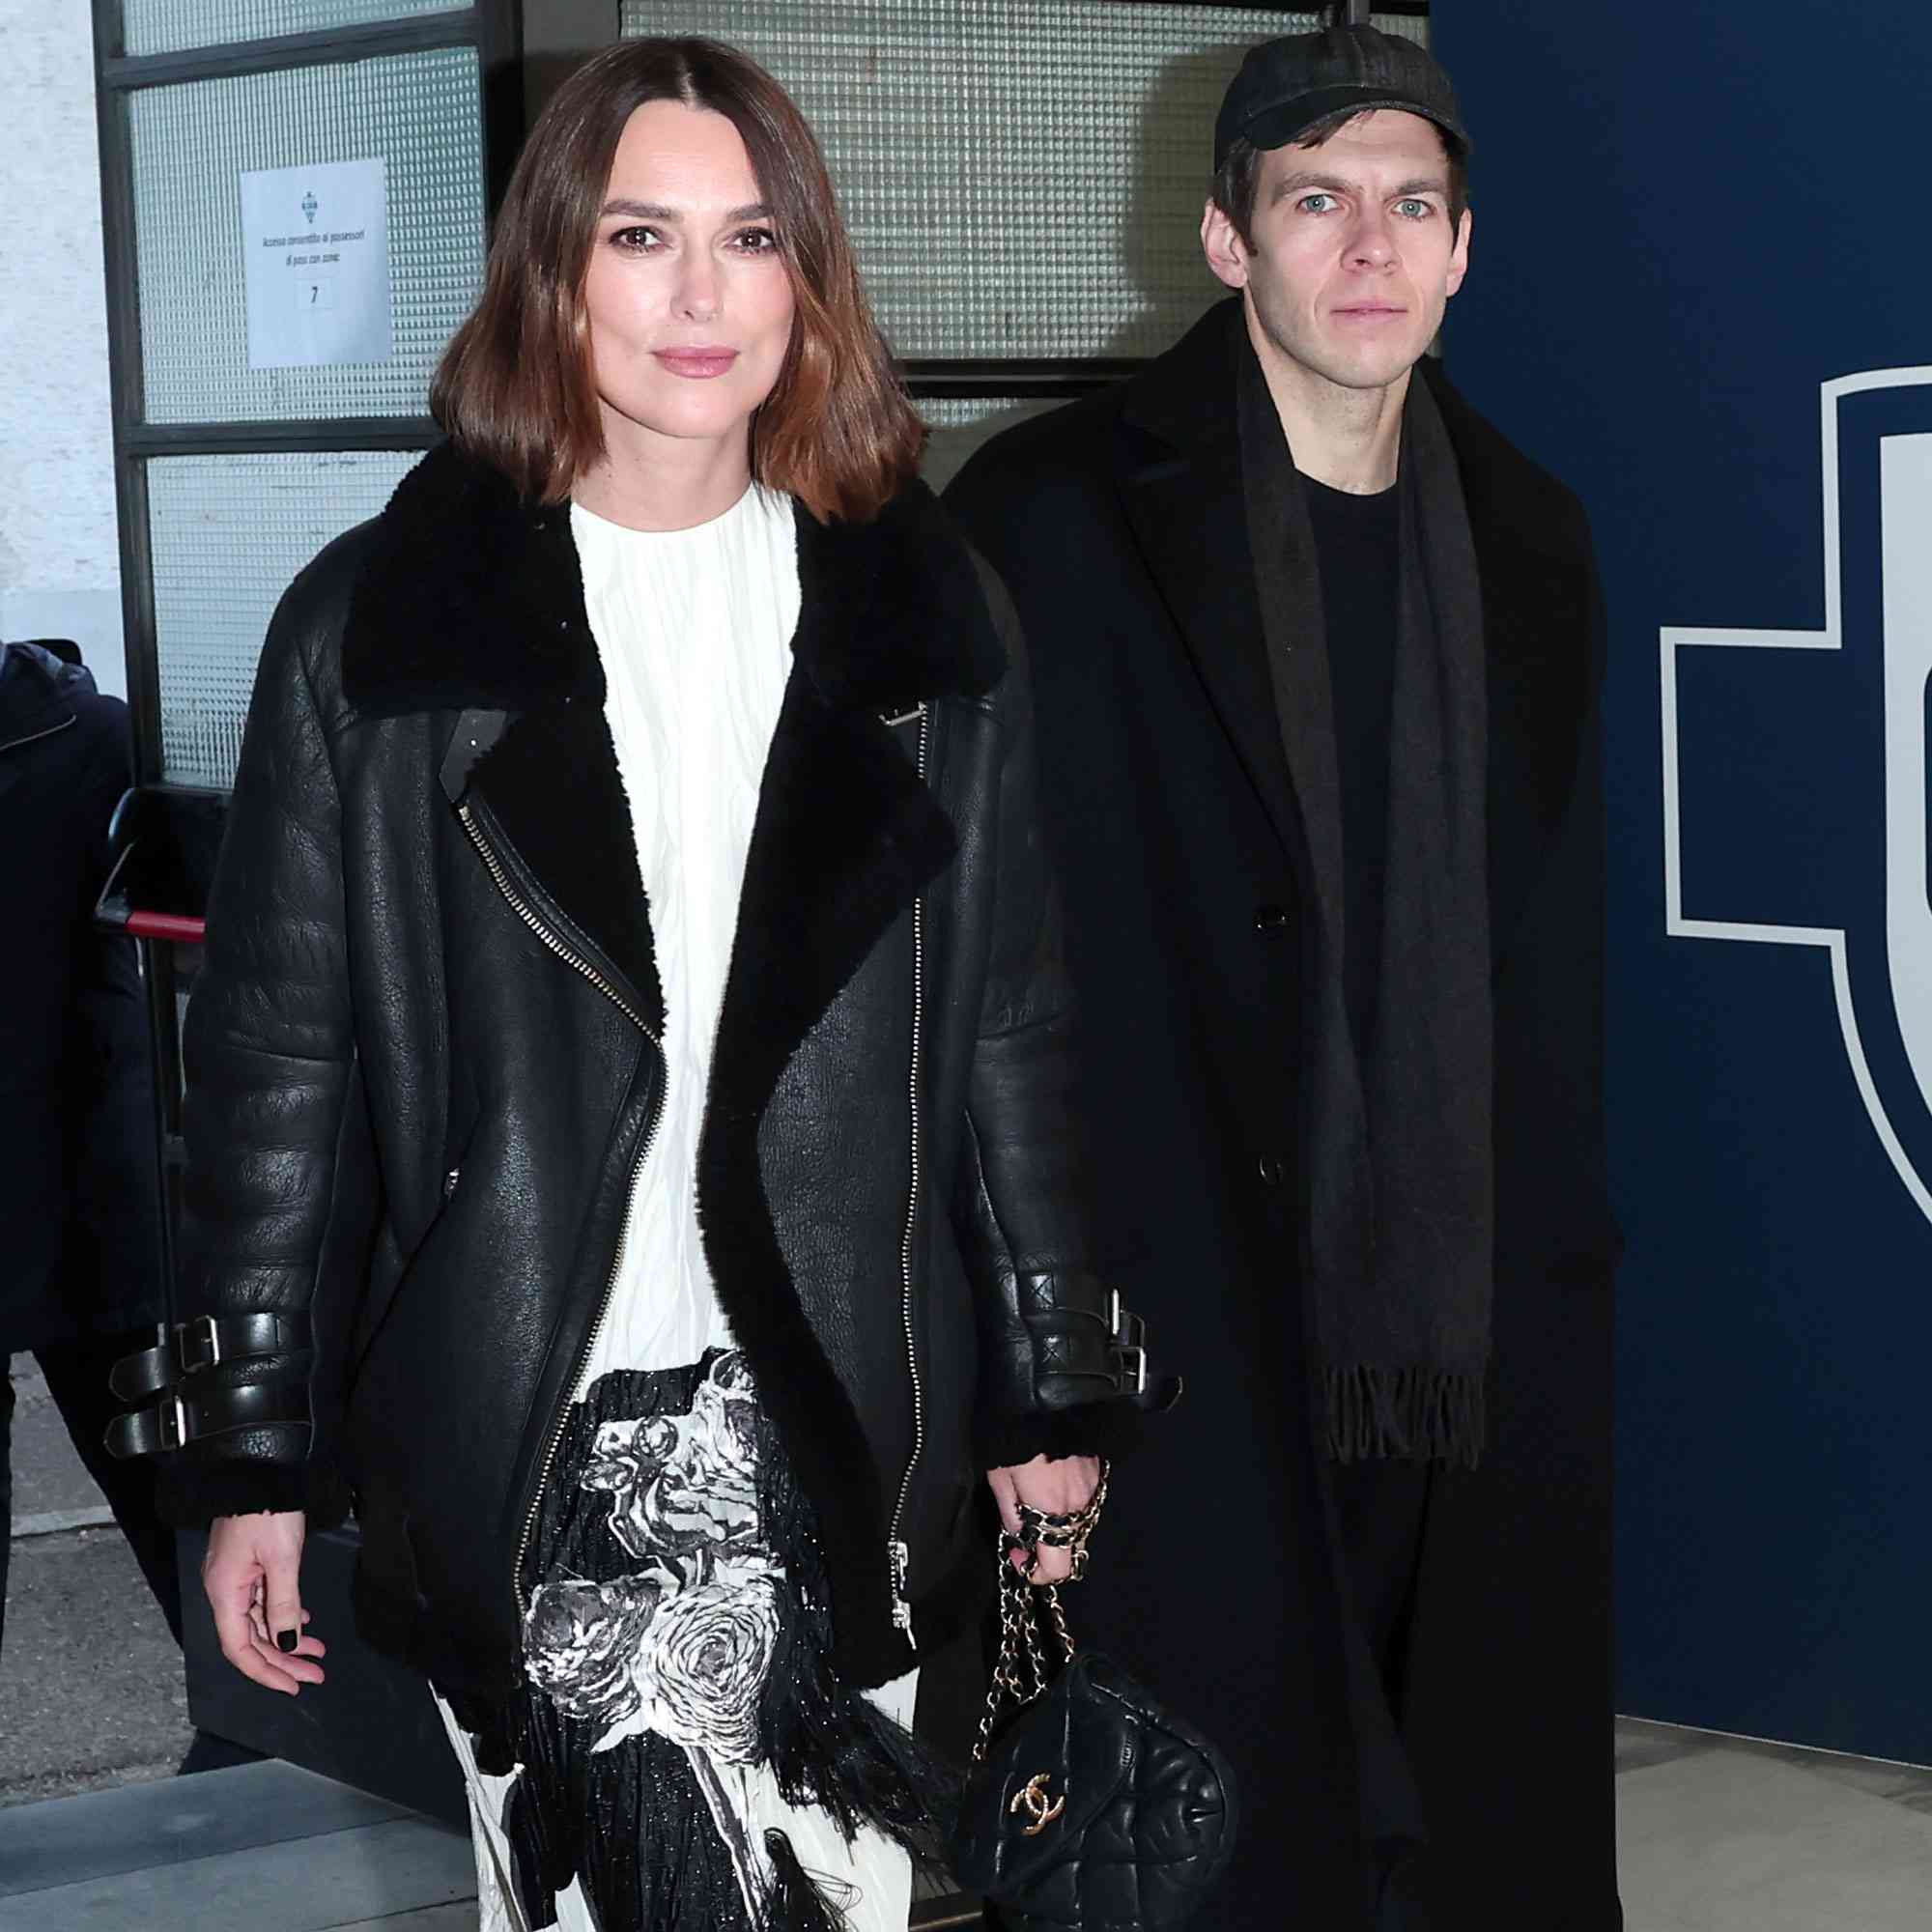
[1203,109,1471,398]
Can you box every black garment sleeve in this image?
[1492,518,1622,1290]
[157,575,364,1526]
[956,554,1149,1468]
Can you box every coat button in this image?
[1253,903,1290,931]
[1257,1154,1284,1187]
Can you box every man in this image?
[946,18,1619,1929]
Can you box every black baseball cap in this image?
[1213,23,1469,172]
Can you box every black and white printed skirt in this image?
[433,1350,938,1932]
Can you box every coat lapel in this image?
[1116,300,1302,857]
[713,485,1003,1099]
[342,445,665,1026]
[1108,311,1596,961]
[1417,358,1599,959]
[696,488,1004,1681]
[341,447,1002,1049]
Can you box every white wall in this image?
[0,1,125,700]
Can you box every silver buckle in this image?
[1108,1293,1147,1392]
[174,1314,222,1374]
[157,1393,189,1451]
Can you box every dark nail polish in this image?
[275,1629,298,1654]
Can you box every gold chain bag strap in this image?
[946,1480,1238,1929]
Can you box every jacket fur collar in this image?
[333,445,1006,1670]
[340,441,1004,721]
[333,440,1004,1032]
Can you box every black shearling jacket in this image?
[156,447,1147,1701]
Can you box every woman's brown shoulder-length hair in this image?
[431,37,924,522]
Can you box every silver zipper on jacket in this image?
[456,800,667,1615]
[884,707,932,1647]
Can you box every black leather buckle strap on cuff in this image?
[1023,1272,1179,1409]
[1091,1282,1183,1412]
[1109,1295,1149,1397]
[104,1378,311,1461]
[1106,1293,1181,1411]
[108,1313,299,1404]
[1076,1278,1154,1400]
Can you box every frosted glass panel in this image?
[619,5,1427,360]
[1373,13,1430,48]
[130,47,484,422]
[151,450,422,787]
[920,394,1086,494]
[124,0,470,59]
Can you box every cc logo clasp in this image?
[1011,1772,1067,1837]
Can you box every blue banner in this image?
[1439,1,1932,1758]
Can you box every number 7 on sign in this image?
[298,273,337,312]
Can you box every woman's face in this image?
[581,99,796,468]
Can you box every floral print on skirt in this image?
[435,1350,928,1932]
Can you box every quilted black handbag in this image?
[949,1550,1238,1929]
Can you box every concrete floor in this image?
[3,1360,192,1806]
[1617,1717,1932,1930]
[3,1715,1929,1928]
[0,1758,988,1930]
[0,1760,474,1930]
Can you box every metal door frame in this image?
[87,0,521,1819]
[89,0,520,1292]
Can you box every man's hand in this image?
[203,1510,327,1694]
[986,1454,1105,1585]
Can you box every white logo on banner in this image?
[1662,369,1932,1227]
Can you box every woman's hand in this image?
[203,1510,327,1694]
[986,1454,1104,1585]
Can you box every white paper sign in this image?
[240,157,393,370]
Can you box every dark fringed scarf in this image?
[1236,338,1496,1468]
[442,1358,952,1932]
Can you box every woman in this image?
[145,38,1151,1932]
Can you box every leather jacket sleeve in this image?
[156,566,361,1526]
[960,555,1156,1469]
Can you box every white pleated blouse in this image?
[443,489,913,1932]
[568,484,801,1385]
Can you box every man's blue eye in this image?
[1300,194,1335,213]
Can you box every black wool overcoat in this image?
[946,299,1623,1931]
[0,641,164,1353]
